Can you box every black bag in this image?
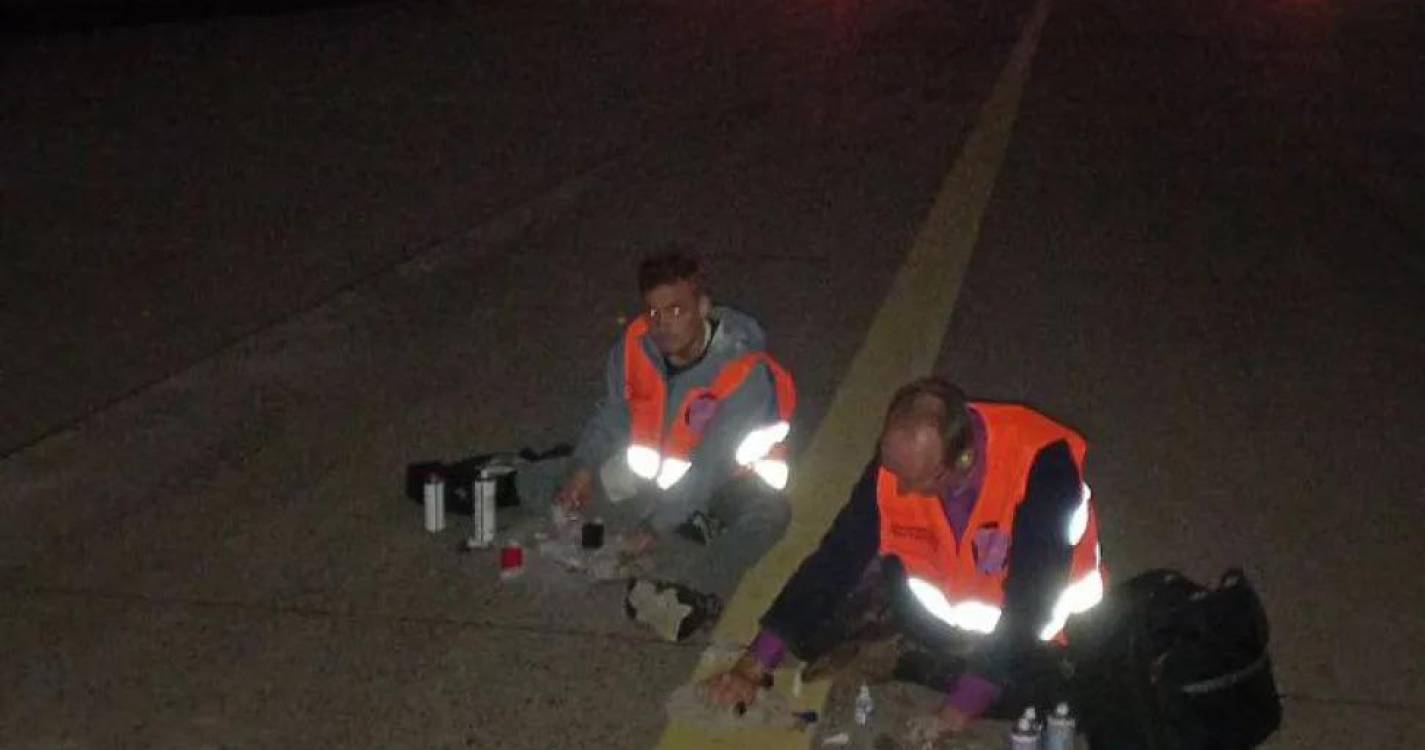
[1066,568,1282,750]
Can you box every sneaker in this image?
[624,579,723,642]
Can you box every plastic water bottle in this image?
[1045,702,1076,750]
[422,474,445,532]
[467,468,497,548]
[853,683,874,726]
[1009,706,1040,750]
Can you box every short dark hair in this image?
[638,252,705,296]
[885,377,971,461]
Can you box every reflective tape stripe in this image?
[633,420,791,491]
[906,577,1002,634]
[626,444,661,480]
[1066,483,1091,546]
[655,457,692,490]
[1038,568,1105,641]
[734,421,791,466]
[751,458,789,490]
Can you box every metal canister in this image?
[1009,707,1041,750]
[467,468,498,548]
[1045,702,1076,750]
[423,473,446,533]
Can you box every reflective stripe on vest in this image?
[1038,562,1105,642]
[620,316,797,490]
[1033,482,1105,641]
[905,494,1105,640]
[625,444,662,481]
[750,457,790,491]
[906,577,1002,634]
[735,420,791,490]
[623,317,666,480]
[877,403,1105,639]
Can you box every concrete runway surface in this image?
[2,0,1422,746]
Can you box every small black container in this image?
[581,520,605,550]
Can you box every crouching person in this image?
[704,377,1106,738]
[522,251,796,642]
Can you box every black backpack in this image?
[1066,568,1282,750]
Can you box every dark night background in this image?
[2,0,1421,745]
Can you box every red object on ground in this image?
[500,544,524,575]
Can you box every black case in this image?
[1066,568,1282,750]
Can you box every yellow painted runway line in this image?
[655,0,1056,745]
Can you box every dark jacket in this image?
[759,440,1083,686]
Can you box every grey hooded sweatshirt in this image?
[572,306,787,535]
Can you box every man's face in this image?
[643,280,709,358]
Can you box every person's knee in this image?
[712,487,792,547]
[752,491,792,541]
[710,478,790,543]
[598,453,641,504]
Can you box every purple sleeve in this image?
[943,672,1002,718]
[748,629,787,670]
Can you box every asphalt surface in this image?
[2,0,1422,747]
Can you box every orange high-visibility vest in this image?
[622,316,797,491]
[877,403,1104,641]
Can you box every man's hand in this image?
[702,654,768,710]
[553,467,595,511]
[905,704,974,746]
